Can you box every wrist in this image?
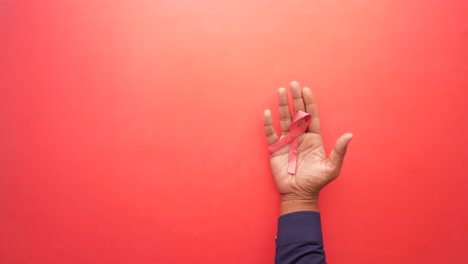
[280,198,319,215]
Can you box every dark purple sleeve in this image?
[275,211,327,264]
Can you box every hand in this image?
[263,81,353,215]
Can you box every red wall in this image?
[1,0,467,263]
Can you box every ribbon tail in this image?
[287,138,298,174]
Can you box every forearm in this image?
[275,211,327,264]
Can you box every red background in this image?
[1,0,467,263]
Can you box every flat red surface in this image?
[1,1,467,263]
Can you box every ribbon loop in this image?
[267,110,311,174]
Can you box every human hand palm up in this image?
[263,82,353,213]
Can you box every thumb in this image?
[328,133,353,168]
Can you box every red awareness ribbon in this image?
[267,110,311,175]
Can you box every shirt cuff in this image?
[276,211,323,248]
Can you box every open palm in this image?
[263,82,353,211]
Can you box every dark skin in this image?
[263,81,353,215]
